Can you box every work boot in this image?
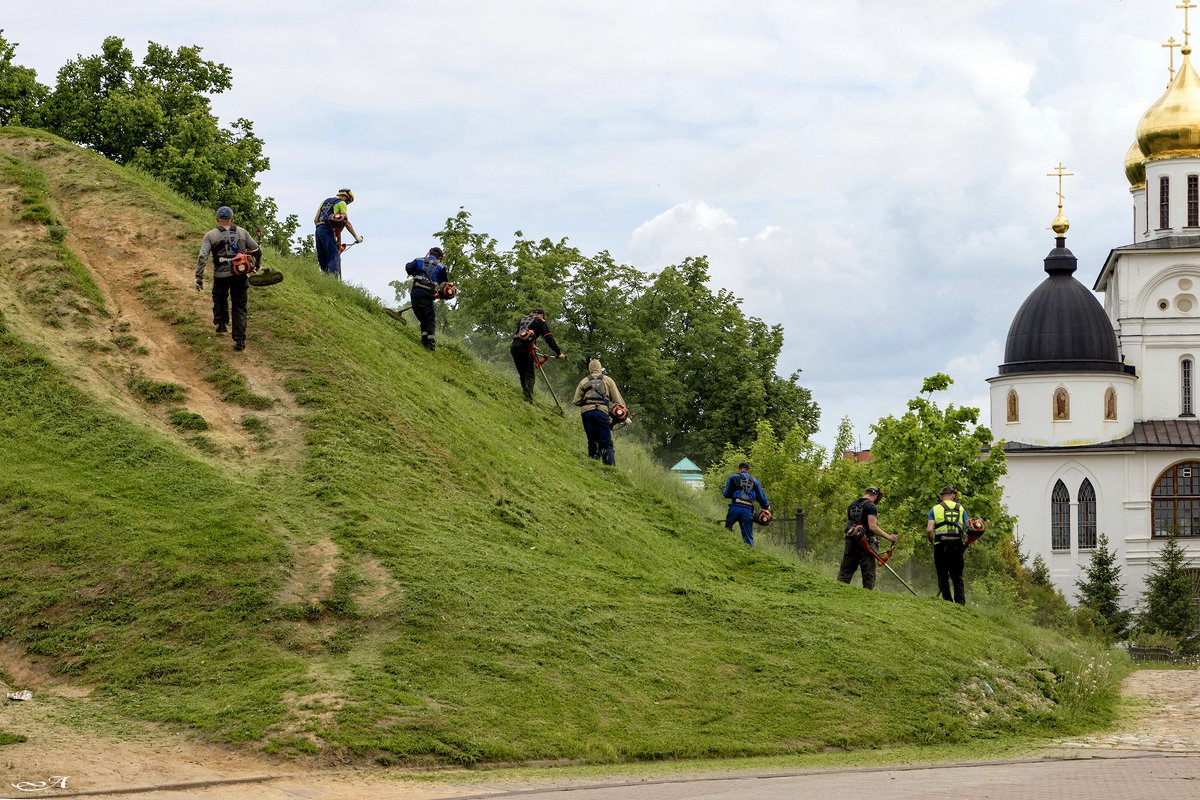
[215,323,227,333]
[233,340,245,351]
[422,335,436,352]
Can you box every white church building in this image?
[989,31,1200,606]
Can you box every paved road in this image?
[436,754,1200,800]
[33,753,1194,800]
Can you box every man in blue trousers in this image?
[723,462,770,547]
[313,188,362,277]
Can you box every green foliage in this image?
[1075,534,1131,641]
[1138,531,1200,645]
[705,418,866,559]
[0,31,46,126]
[4,33,286,240]
[868,374,1016,579]
[429,209,819,466]
[0,134,1131,764]
[129,373,186,403]
[169,409,209,431]
[0,731,28,746]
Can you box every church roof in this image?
[1003,420,1200,453]
[1095,235,1200,291]
[671,458,701,473]
[998,237,1125,376]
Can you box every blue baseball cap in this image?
[216,206,234,219]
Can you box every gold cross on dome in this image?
[1165,36,1181,83]
[1046,163,1074,207]
[1180,1,1197,48]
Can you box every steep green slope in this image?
[0,128,1122,763]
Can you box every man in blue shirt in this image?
[722,462,770,547]
[405,247,449,351]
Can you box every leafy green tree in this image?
[705,416,865,558]
[1014,554,1076,632]
[426,211,819,467]
[1075,533,1131,640]
[868,374,1012,567]
[0,31,47,126]
[1139,531,1199,644]
[36,37,277,232]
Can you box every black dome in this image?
[999,237,1124,376]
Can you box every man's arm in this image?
[195,231,213,287]
[868,514,897,543]
[755,479,770,510]
[606,377,626,408]
[539,321,564,357]
[722,475,734,499]
[572,379,587,406]
[926,509,935,541]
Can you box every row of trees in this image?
[399,209,820,467]
[1076,532,1199,650]
[0,31,300,251]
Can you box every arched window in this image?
[1007,389,1019,422]
[1183,358,1194,416]
[1078,479,1097,550]
[1053,388,1070,421]
[1161,175,1171,229]
[1152,461,1200,538]
[1104,387,1118,421]
[1051,479,1070,551]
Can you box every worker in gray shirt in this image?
[196,206,261,351]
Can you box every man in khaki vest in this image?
[572,359,625,465]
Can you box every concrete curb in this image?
[437,752,1195,800]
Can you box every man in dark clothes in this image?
[405,246,449,351]
[510,308,565,403]
[837,487,897,589]
[927,485,969,604]
[195,206,261,352]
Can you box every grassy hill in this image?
[0,127,1122,764]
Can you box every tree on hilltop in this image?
[0,31,46,126]
[1,34,297,248]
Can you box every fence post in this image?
[795,507,805,556]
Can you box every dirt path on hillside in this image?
[0,135,303,463]
[1,668,1197,799]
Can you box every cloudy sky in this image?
[2,1,1182,451]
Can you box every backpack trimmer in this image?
[849,526,918,596]
[532,347,563,414]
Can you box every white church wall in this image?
[988,373,1135,446]
[1130,187,1146,243]
[1003,449,1200,611]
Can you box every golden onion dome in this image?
[1137,49,1200,160]
[1124,141,1146,187]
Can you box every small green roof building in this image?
[670,458,705,491]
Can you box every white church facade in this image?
[989,28,1200,607]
